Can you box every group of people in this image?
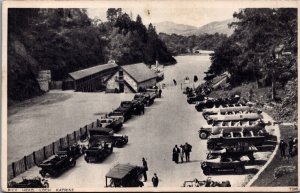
[279,137,298,158]
[172,143,192,164]
[141,158,159,187]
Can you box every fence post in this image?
[52,142,55,154]
[23,156,27,171]
[66,135,70,147]
[85,125,88,133]
[74,131,77,142]
[60,138,63,150]
[33,151,37,165]
[92,122,94,128]
[43,146,47,160]
[12,162,16,177]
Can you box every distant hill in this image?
[154,21,198,35]
[154,19,234,36]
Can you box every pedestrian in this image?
[172,145,180,164]
[279,139,287,158]
[158,89,162,98]
[179,145,185,163]
[152,173,159,187]
[173,79,177,86]
[141,103,145,115]
[288,137,294,157]
[142,157,148,181]
[184,142,192,162]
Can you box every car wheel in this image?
[43,182,49,188]
[71,161,76,167]
[199,131,208,139]
[207,143,215,150]
[115,140,123,148]
[203,114,210,120]
[235,166,244,174]
[84,157,89,163]
[203,166,212,175]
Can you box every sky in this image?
[87,7,240,27]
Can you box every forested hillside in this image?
[159,33,228,55]
[207,8,297,121]
[8,8,176,101]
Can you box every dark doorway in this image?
[119,83,124,92]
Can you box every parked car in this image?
[195,96,241,112]
[187,94,205,104]
[89,127,128,148]
[105,111,125,123]
[59,143,85,159]
[195,98,216,112]
[134,93,150,106]
[38,151,76,177]
[116,101,135,120]
[206,112,263,125]
[206,128,269,150]
[84,141,113,163]
[131,99,145,115]
[201,155,246,175]
[207,145,257,162]
[202,104,252,119]
[105,164,144,187]
[8,177,49,188]
[198,119,266,139]
[97,117,123,132]
[183,177,231,187]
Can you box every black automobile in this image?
[105,164,144,187]
[84,142,113,163]
[187,94,205,104]
[89,127,128,148]
[195,99,215,112]
[8,177,49,188]
[60,143,85,159]
[201,155,246,175]
[38,151,76,177]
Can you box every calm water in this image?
[162,55,211,86]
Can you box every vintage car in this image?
[111,108,131,122]
[8,177,49,188]
[183,177,231,187]
[97,117,123,132]
[59,143,85,159]
[198,119,266,139]
[187,94,205,104]
[206,128,269,150]
[202,104,252,119]
[84,141,113,163]
[131,99,145,115]
[89,127,128,148]
[143,92,156,105]
[195,98,216,112]
[104,111,125,123]
[105,164,144,187]
[116,101,135,120]
[206,145,258,162]
[206,112,263,125]
[38,151,76,177]
[201,155,246,175]
[134,93,150,106]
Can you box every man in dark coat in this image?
[184,142,192,162]
[288,137,294,157]
[158,89,162,98]
[152,173,159,187]
[142,157,148,181]
[172,145,180,164]
[279,139,287,158]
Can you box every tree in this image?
[106,8,122,23]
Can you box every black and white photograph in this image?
[1,0,299,191]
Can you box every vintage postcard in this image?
[1,0,299,192]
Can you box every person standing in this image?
[173,79,177,86]
[152,173,159,187]
[172,145,180,164]
[141,103,145,115]
[279,139,287,158]
[158,89,162,98]
[288,137,294,157]
[184,142,192,162]
[179,145,185,163]
[142,158,148,181]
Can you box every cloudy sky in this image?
[87,7,240,27]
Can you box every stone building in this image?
[106,63,157,93]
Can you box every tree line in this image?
[8,8,176,101]
[158,32,228,55]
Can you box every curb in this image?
[245,112,281,187]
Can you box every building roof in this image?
[105,164,139,179]
[121,63,157,83]
[69,62,118,80]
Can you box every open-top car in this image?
[8,177,49,188]
[198,119,266,139]
[105,164,144,187]
[97,117,123,132]
[201,155,246,175]
[207,112,263,124]
[187,93,205,104]
[84,141,113,163]
[202,104,253,119]
[38,151,76,177]
[105,111,125,123]
[59,142,85,159]
[183,177,231,187]
[89,127,128,148]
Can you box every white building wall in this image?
[123,72,138,91]
[37,70,51,92]
[105,71,119,91]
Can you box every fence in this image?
[8,122,90,181]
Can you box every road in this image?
[10,85,253,189]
